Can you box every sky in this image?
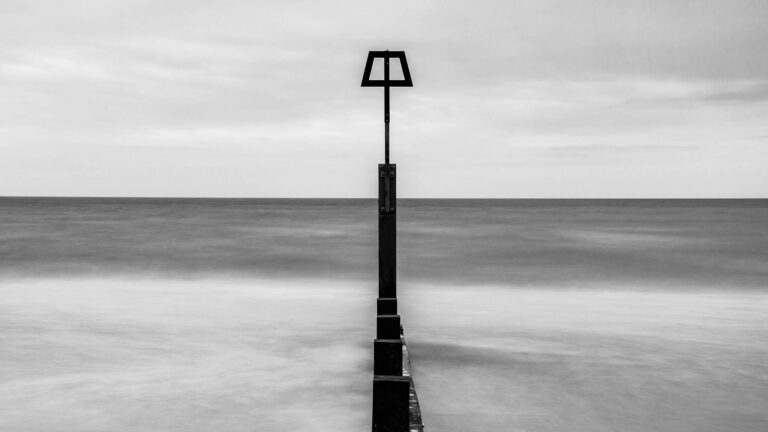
[1,0,767,198]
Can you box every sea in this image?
[1,198,766,432]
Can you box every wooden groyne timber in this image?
[372,321,424,432]
[402,328,424,432]
[371,163,424,432]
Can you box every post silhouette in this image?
[362,50,422,432]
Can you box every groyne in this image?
[363,50,420,432]
[372,322,424,432]
[402,328,424,432]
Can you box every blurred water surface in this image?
[1,198,766,431]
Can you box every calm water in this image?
[1,198,767,431]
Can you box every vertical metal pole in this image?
[384,55,390,165]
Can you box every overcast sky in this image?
[1,0,767,197]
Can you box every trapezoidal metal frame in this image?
[361,51,413,87]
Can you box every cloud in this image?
[1,0,767,197]
[696,82,768,103]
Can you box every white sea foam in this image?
[2,199,766,430]
[0,277,374,432]
[400,285,768,432]
[3,278,768,432]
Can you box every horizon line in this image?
[1,195,766,200]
